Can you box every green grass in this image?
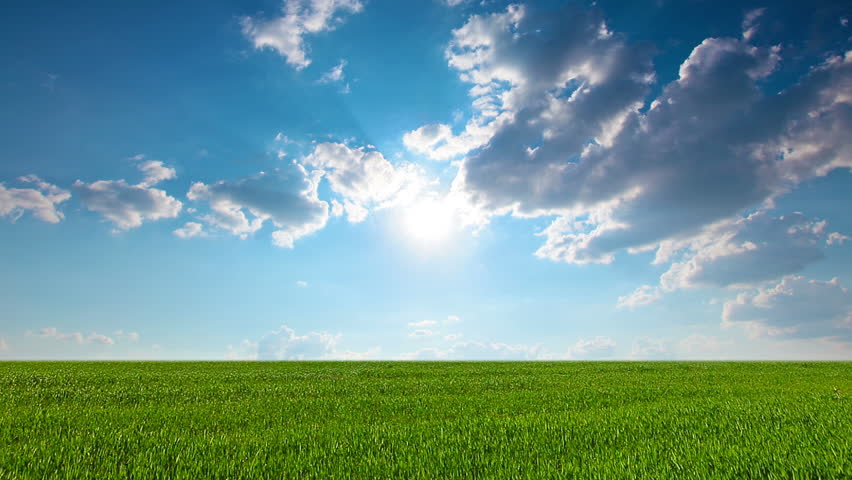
[0,362,849,479]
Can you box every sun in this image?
[401,198,455,247]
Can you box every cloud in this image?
[409,329,435,338]
[445,315,461,323]
[187,161,328,248]
[0,175,70,223]
[87,333,115,345]
[570,336,616,358]
[408,319,438,328]
[296,280,308,287]
[137,160,177,187]
[828,232,849,245]
[114,330,140,342]
[617,285,662,309]
[303,142,425,222]
[722,275,852,340]
[659,212,839,291]
[411,4,851,269]
[400,341,550,360]
[0,338,8,352]
[677,334,733,356]
[73,160,182,231]
[241,0,363,70]
[226,324,377,360]
[29,327,115,345]
[741,8,766,41]
[173,222,205,238]
[318,58,350,91]
[630,337,671,359]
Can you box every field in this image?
[0,362,849,479]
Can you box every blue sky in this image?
[1,0,851,360]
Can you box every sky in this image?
[1,0,851,360]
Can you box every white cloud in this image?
[296,280,309,287]
[114,331,140,342]
[445,315,461,323]
[408,319,438,328]
[722,275,852,340]
[74,160,182,231]
[570,336,616,358]
[617,285,662,309]
[241,0,363,70]
[319,59,347,83]
[173,222,205,238]
[630,337,671,359]
[412,4,851,271]
[87,333,115,345]
[443,333,463,341]
[409,329,435,338]
[676,334,733,356]
[0,175,70,224]
[29,327,115,345]
[187,161,328,248]
[400,341,550,360]
[828,232,849,245]
[226,324,377,360]
[303,142,426,222]
[0,338,8,352]
[137,160,177,187]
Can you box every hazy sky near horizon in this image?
[1,0,851,360]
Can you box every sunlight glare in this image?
[402,198,454,247]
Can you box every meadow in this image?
[0,362,849,479]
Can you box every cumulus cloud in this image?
[226,324,377,360]
[722,275,852,340]
[570,336,616,358]
[242,0,363,70]
[0,175,70,223]
[29,327,115,345]
[659,212,840,291]
[296,280,308,287]
[74,160,182,231]
[137,160,177,187]
[303,142,425,222]
[173,222,205,238]
[411,3,852,269]
[187,161,328,248]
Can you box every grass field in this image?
[0,362,849,479]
